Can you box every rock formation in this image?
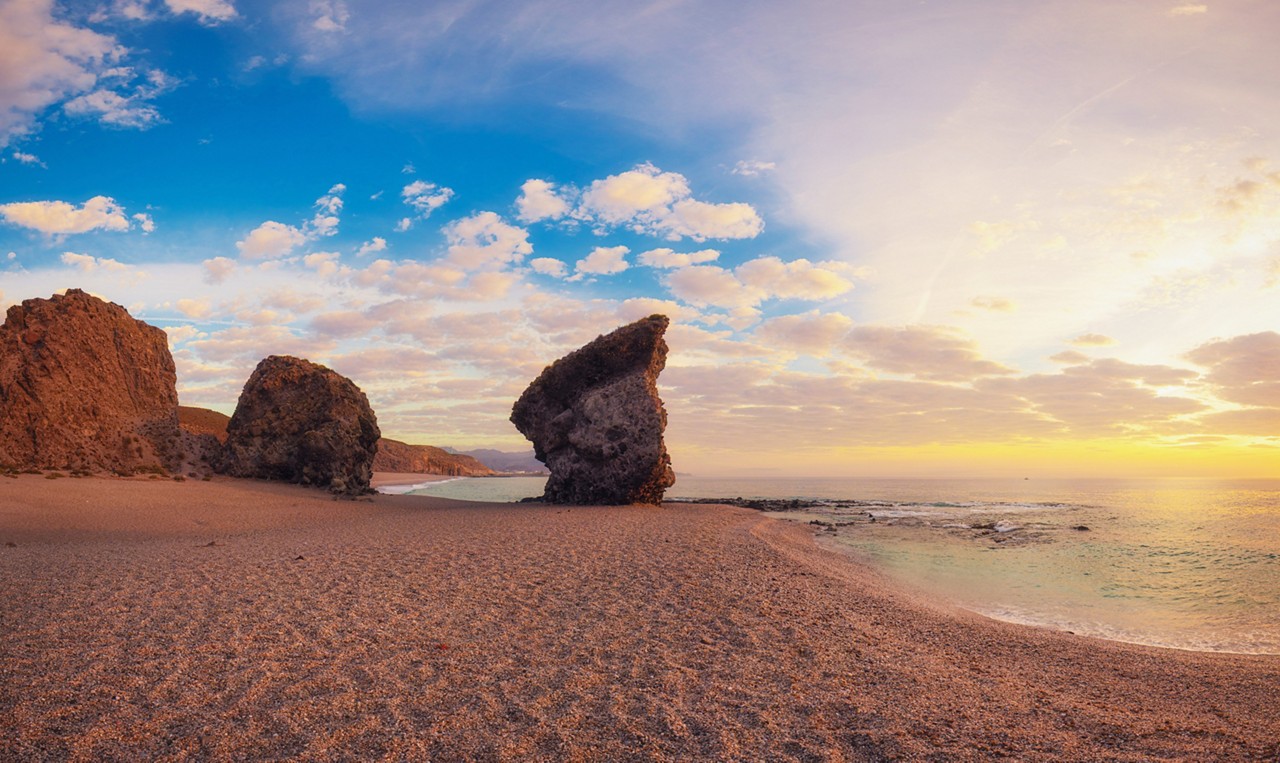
[510,314,675,505]
[373,438,495,476]
[219,356,381,495]
[0,289,183,473]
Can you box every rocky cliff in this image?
[510,314,675,505]
[219,356,381,495]
[373,438,495,476]
[0,289,184,473]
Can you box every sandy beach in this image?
[2,475,1278,761]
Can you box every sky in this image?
[1,0,1278,478]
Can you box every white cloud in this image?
[163,0,237,23]
[64,88,160,128]
[402,179,454,219]
[202,256,236,284]
[575,163,764,241]
[580,163,688,223]
[732,159,776,177]
[735,257,858,301]
[637,247,720,269]
[530,257,568,277]
[310,0,349,31]
[303,251,341,278]
[1169,3,1208,16]
[60,251,129,272]
[515,178,571,222]
[443,211,532,270]
[0,0,122,146]
[236,221,307,260]
[667,265,762,310]
[12,151,43,165]
[357,237,387,257]
[132,212,155,233]
[665,256,858,319]
[0,196,138,235]
[1069,333,1116,347]
[174,298,213,319]
[395,217,412,232]
[573,245,629,277]
[308,184,345,236]
[755,311,854,356]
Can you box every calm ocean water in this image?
[396,476,1280,655]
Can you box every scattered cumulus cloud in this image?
[1069,333,1117,347]
[236,221,307,260]
[132,213,155,233]
[520,164,764,242]
[11,151,43,166]
[443,211,532,270]
[844,325,1014,381]
[163,0,237,24]
[756,311,855,356]
[1049,350,1091,365]
[1186,332,1280,407]
[0,0,122,146]
[732,159,776,177]
[637,248,720,269]
[401,180,454,222]
[356,237,387,257]
[202,256,236,284]
[573,245,630,278]
[60,251,129,272]
[515,179,571,223]
[529,257,568,277]
[0,196,144,235]
[310,0,349,31]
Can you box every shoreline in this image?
[2,475,1277,759]
[369,471,460,490]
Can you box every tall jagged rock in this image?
[219,356,380,495]
[373,438,496,476]
[0,289,183,473]
[511,314,675,505]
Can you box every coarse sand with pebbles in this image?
[2,474,1278,761]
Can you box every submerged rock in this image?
[0,289,183,473]
[511,314,675,505]
[219,355,380,495]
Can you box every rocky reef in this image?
[373,438,495,476]
[0,289,185,473]
[511,314,675,505]
[219,355,381,495]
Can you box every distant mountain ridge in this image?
[443,447,548,474]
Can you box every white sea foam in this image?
[377,476,469,495]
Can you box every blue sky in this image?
[3,0,1279,477]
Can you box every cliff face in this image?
[510,314,675,505]
[373,438,495,476]
[0,289,184,473]
[219,356,381,496]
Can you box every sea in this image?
[389,475,1280,656]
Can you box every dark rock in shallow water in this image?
[510,315,675,505]
[0,289,183,473]
[219,355,380,495]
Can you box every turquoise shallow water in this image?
[397,476,1280,654]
